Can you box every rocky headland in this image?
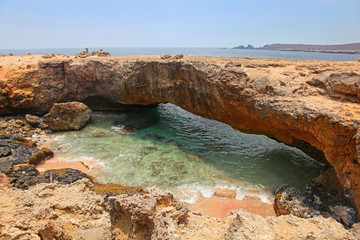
[1,53,360,238]
[233,42,360,54]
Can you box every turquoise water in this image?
[48,104,323,203]
[1,47,359,61]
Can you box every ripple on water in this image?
[41,103,323,204]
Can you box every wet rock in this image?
[6,165,89,189]
[173,162,187,174]
[185,153,200,162]
[142,145,158,156]
[43,102,92,131]
[165,140,181,147]
[142,133,164,141]
[0,135,38,172]
[94,182,147,197]
[145,145,158,151]
[28,147,54,165]
[151,162,165,175]
[92,131,106,137]
[126,120,155,130]
[112,126,134,134]
[38,168,89,185]
[329,205,358,228]
[274,184,358,228]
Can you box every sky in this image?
[0,0,359,49]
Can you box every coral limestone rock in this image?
[43,102,92,131]
[1,55,360,216]
[0,179,111,239]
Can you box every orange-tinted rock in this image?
[0,55,360,217]
[43,102,92,131]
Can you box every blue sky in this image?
[0,0,359,48]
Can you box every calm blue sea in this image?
[1,47,359,61]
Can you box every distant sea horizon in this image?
[1,47,359,61]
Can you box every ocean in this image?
[1,47,359,61]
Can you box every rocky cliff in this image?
[1,54,360,217]
[1,178,359,239]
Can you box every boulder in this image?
[43,102,92,131]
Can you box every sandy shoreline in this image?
[35,155,276,219]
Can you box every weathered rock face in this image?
[43,102,92,131]
[1,178,359,239]
[0,55,360,216]
[0,179,112,239]
[107,187,189,240]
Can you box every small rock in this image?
[8,53,13,56]
[151,162,165,175]
[27,53,33,55]
[15,119,25,126]
[92,131,106,137]
[174,54,184,59]
[0,146,12,157]
[185,153,200,162]
[174,162,187,174]
[141,133,164,141]
[161,54,172,60]
[165,140,181,147]
[25,114,44,127]
[0,122,8,129]
[42,53,55,59]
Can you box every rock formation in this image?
[1,178,359,239]
[0,54,360,218]
[0,135,53,172]
[43,102,92,131]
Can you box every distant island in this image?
[233,42,360,54]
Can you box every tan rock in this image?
[0,55,360,216]
[43,102,92,131]
[0,179,112,239]
[0,178,358,239]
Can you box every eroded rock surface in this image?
[0,179,112,240]
[0,55,360,216]
[1,178,359,240]
[43,102,92,131]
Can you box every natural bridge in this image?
[1,55,360,216]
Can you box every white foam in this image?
[176,182,274,205]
